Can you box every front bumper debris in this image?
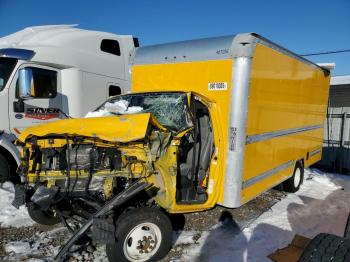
[54,181,151,262]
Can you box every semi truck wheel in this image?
[106,207,172,262]
[27,202,60,225]
[0,154,10,183]
[283,162,303,193]
[299,233,350,262]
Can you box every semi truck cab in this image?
[0,25,138,183]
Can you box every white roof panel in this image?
[0,25,134,78]
[331,75,350,85]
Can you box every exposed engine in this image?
[15,130,165,222]
[41,144,122,173]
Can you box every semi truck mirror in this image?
[18,68,34,99]
[13,99,24,113]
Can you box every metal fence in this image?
[317,113,350,174]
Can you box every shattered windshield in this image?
[86,92,193,132]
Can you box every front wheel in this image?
[27,202,61,225]
[106,207,172,262]
[283,162,304,193]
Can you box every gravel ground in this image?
[0,224,57,256]
[0,189,286,261]
[162,189,286,261]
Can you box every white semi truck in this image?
[0,25,138,183]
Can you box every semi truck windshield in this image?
[0,57,17,91]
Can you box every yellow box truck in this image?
[14,33,330,262]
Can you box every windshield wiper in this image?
[59,108,73,119]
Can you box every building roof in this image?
[331,75,350,85]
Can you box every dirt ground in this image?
[0,189,286,261]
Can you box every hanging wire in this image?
[300,49,350,57]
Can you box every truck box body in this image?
[131,33,330,208]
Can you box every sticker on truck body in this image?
[15,114,23,119]
[208,82,227,91]
[25,108,60,120]
[229,127,237,151]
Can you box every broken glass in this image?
[87,92,193,132]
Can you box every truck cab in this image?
[0,25,138,183]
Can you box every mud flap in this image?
[12,184,26,209]
[54,181,151,262]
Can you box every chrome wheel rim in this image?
[294,168,301,188]
[123,222,161,261]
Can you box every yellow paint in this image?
[132,60,233,211]
[18,113,159,144]
[241,44,330,204]
[30,77,36,97]
[103,177,114,199]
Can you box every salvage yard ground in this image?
[0,168,350,262]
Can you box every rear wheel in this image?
[299,233,350,262]
[106,207,172,262]
[283,162,304,193]
[27,202,60,225]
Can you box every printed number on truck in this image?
[208,82,227,91]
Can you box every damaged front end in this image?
[13,92,214,261]
[15,112,179,219]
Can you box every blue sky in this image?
[1,0,349,75]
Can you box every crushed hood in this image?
[18,113,167,143]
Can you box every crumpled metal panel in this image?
[18,113,158,143]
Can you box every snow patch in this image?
[3,227,69,261]
[173,230,207,246]
[2,170,350,261]
[85,108,111,118]
[172,169,350,262]
[85,100,143,118]
[0,182,35,227]
[5,241,32,254]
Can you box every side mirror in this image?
[13,100,24,113]
[18,68,34,99]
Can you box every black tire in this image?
[344,213,350,239]
[0,154,10,183]
[106,207,172,262]
[27,202,61,226]
[300,233,350,262]
[283,162,304,193]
